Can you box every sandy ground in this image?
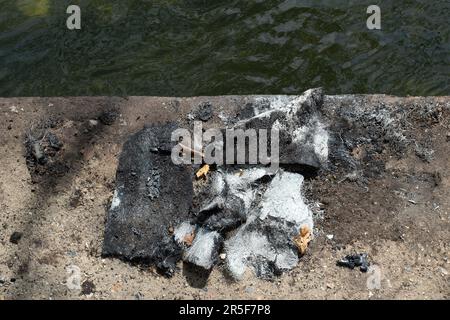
[0,95,449,300]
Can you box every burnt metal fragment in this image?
[337,253,370,272]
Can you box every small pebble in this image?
[81,280,96,295]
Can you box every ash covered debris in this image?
[182,228,222,270]
[102,89,330,279]
[232,88,328,169]
[181,89,329,277]
[195,102,214,122]
[170,168,275,272]
[195,168,273,232]
[102,123,193,276]
[224,170,313,280]
[171,168,314,279]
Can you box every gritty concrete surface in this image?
[0,94,449,299]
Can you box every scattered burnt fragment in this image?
[98,109,119,125]
[24,121,67,182]
[81,280,96,295]
[195,102,213,122]
[322,96,446,181]
[10,231,23,244]
[46,132,62,150]
[102,123,194,277]
[237,102,257,121]
[337,253,369,272]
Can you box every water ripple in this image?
[0,0,448,96]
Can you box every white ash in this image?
[110,188,122,210]
[225,170,313,280]
[183,228,222,270]
[258,171,313,230]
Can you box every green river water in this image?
[0,0,449,97]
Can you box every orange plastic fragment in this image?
[196,164,210,179]
[183,232,195,246]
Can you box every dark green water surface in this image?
[0,0,449,96]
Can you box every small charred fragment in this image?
[195,102,214,122]
[98,109,119,125]
[102,123,194,276]
[24,121,68,181]
[10,231,23,244]
[337,253,370,272]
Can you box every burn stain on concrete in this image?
[24,117,68,182]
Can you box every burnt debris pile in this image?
[102,89,329,279]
